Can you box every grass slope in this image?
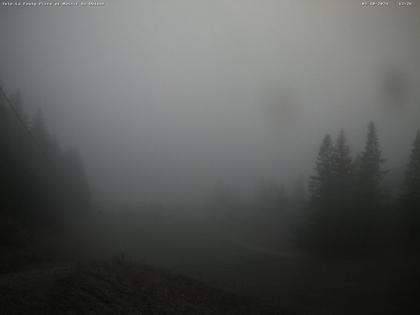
[0,260,290,315]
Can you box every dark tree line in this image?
[0,86,91,251]
[398,131,420,250]
[299,122,420,257]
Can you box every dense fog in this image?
[1,1,419,206]
[1,2,420,314]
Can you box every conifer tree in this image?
[400,130,420,248]
[329,130,355,253]
[332,130,352,179]
[403,131,420,205]
[302,134,335,252]
[355,122,386,251]
[303,131,358,256]
[358,121,386,203]
[308,134,334,206]
[330,130,353,207]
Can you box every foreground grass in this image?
[0,259,290,315]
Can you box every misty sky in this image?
[1,1,419,206]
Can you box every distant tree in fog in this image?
[32,109,47,142]
[298,122,393,256]
[399,130,420,249]
[329,130,356,251]
[308,134,334,207]
[299,134,335,252]
[0,84,91,252]
[255,178,288,217]
[10,90,25,123]
[291,175,305,211]
[402,131,420,205]
[354,122,387,250]
[330,130,353,207]
[63,148,91,216]
[299,125,386,256]
[357,122,386,205]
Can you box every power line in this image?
[0,86,92,212]
[0,86,48,158]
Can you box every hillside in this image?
[0,259,290,315]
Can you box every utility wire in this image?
[0,86,92,213]
[0,86,48,158]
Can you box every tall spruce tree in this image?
[308,134,334,206]
[302,134,335,252]
[403,131,420,205]
[355,121,386,252]
[358,121,386,203]
[329,130,355,253]
[400,130,420,248]
[302,131,360,256]
[331,130,353,201]
[333,130,352,171]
